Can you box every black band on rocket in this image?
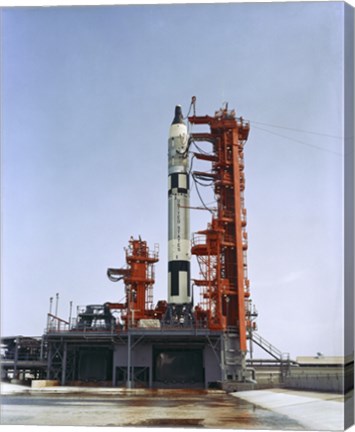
[168,173,189,196]
[168,261,190,297]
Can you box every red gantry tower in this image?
[189,104,257,382]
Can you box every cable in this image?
[184,104,192,119]
[191,140,212,156]
[192,175,214,215]
[250,119,343,140]
[188,153,195,175]
[184,98,195,120]
[192,170,215,187]
[184,96,197,119]
[203,199,218,207]
[193,177,214,188]
[253,125,343,157]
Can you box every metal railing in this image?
[191,234,207,246]
[46,314,70,333]
[251,332,282,361]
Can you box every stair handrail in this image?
[251,332,283,360]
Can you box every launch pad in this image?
[44,326,228,389]
[3,101,260,390]
[1,101,352,397]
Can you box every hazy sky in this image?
[1,2,347,359]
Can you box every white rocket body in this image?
[168,106,191,304]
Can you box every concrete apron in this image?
[232,388,349,431]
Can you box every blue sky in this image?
[1,2,348,358]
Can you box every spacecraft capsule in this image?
[168,105,191,304]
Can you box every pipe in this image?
[69,301,73,329]
[55,293,59,317]
[245,367,257,383]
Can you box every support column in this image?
[13,337,19,380]
[46,341,52,380]
[149,353,153,388]
[220,334,226,381]
[127,332,132,388]
[112,346,116,387]
[61,342,67,386]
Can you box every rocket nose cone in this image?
[172,105,184,125]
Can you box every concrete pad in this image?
[1,382,30,395]
[232,388,345,431]
[0,387,306,428]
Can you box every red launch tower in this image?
[189,105,256,369]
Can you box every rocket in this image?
[168,105,191,305]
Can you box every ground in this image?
[1,384,303,429]
[0,383,351,430]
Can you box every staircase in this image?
[251,332,292,379]
[251,332,283,360]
